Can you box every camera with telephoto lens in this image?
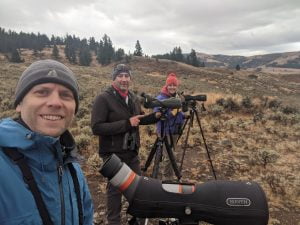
[100,154,269,225]
[141,92,182,109]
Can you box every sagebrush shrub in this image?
[268,99,281,110]
[224,97,240,112]
[281,106,298,115]
[75,134,92,151]
[253,149,279,168]
[241,96,253,109]
[209,104,224,116]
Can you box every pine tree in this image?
[79,40,92,66]
[170,46,183,62]
[64,43,70,60]
[52,43,59,59]
[115,48,125,61]
[175,47,183,62]
[88,37,97,53]
[10,48,23,63]
[50,35,56,45]
[96,34,114,65]
[64,34,80,64]
[187,49,199,67]
[133,40,143,56]
[69,48,77,64]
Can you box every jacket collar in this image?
[0,118,77,161]
[106,86,136,115]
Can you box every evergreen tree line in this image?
[1,27,203,68]
[0,27,142,65]
[62,34,143,66]
[153,47,205,67]
[0,27,50,53]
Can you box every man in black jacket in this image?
[91,64,160,225]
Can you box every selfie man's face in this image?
[167,84,177,95]
[113,72,131,92]
[16,83,76,137]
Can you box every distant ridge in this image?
[196,51,300,69]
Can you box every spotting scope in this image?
[100,154,269,225]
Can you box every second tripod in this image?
[177,101,217,180]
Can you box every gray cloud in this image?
[1,0,299,56]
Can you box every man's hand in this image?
[129,115,144,127]
[155,112,162,119]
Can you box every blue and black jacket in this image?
[0,118,94,225]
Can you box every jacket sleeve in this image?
[140,112,160,125]
[91,94,131,136]
[133,94,160,125]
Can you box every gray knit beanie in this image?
[14,59,79,113]
[112,64,132,80]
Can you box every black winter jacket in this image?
[91,86,158,157]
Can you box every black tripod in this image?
[177,101,217,180]
[142,108,182,180]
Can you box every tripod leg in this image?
[165,136,182,181]
[194,109,217,180]
[179,117,192,172]
[142,138,159,172]
[176,116,189,144]
[151,140,163,178]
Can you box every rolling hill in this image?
[196,51,300,69]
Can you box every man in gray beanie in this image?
[0,59,94,225]
[91,63,161,225]
[111,63,132,81]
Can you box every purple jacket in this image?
[154,93,185,135]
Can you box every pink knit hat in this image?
[165,73,179,86]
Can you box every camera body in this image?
[100,154,269,225]
[122,131,137,151]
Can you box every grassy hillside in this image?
[197,51,300,69]
[0,50,299,225]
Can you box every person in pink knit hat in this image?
[154,72,185,180]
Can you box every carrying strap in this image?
[68,163,83,225]
[3,148,54,225]
[3,148,83,225]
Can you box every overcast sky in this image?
[1,0,300,56]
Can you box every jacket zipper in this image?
[58,164,65,225]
